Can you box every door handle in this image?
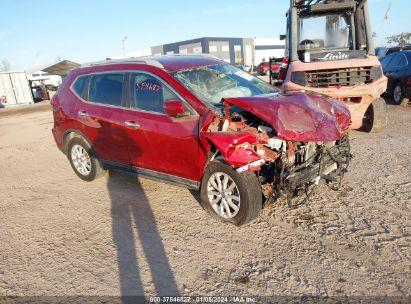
[125,121,141,128]
[78,110,89,117]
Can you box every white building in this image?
[111,48,152,60]
[109,37,285,67]
[254,38,285,65]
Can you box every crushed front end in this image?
[202,93,352,207]
[259,136,351,207]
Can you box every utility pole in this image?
[122,36,127,58]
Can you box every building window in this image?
[193,46,202,54]
[234,45,242,64]
[209,45,218,53]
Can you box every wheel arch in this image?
[62,129,93,155]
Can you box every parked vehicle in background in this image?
[381,50,411,105]
[376,45,411,60]
[386,44,411,57]
[258,61,280,76]
[375,47,388,59]
[272,0,387,133]
[52,55,352,226]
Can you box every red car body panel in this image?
[204,132,261,167]
[126,112,200,180]
[223,92,351,142]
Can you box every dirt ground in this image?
[0,102,410,299]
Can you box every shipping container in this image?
[0,71,34,107]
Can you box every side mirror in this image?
[279,34,286,41]
[164,100,185,117]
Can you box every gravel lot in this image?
[0,102,410,299]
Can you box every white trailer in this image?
[0,71,34,108]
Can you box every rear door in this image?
[125,71,200,181]
[73,72,131,165]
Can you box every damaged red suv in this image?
[52,55,351,226]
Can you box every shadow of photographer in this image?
[107,170,180,300]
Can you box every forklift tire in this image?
[362,98,387,133]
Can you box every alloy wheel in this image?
[71,144,92,176]
[207,172,241,219]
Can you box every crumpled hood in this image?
[224,91,351,142]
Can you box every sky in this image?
[0,0,409,71]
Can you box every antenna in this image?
[384,2,392,20]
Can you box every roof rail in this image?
[157,53,221,60]
[80,57,164,69]
[80,54,222,70]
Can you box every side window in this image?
[88,73,124,106]
[397,54,408,68]
[130,73,181,114]
[72,75,88,97]
[381,55,392,70]
[388,54,402,69]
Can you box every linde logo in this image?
[319,52,349,61]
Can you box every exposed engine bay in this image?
[204,99,352,207]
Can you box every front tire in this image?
[67,137,106,181]
[200,161,262,226]
[362,98,387,133]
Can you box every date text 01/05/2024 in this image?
[148,296,258,303]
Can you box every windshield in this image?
[298,14,352,50]
[172,64,277,107]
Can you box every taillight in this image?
[406,77,411,86]
[50,94,60,111]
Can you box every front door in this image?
[125,72,200,181]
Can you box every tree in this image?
[0,58,11,71]
[386,32,411,46]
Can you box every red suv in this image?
[52,55,351,226]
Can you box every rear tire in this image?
[67,137,106,181]
[392,83,405,105]
[200,161,262,226]
[362,98,387,133]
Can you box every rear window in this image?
[390,53,407,68]
[88,73,124,106]
[72,75,88,97]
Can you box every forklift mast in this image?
[288,0,374,62]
